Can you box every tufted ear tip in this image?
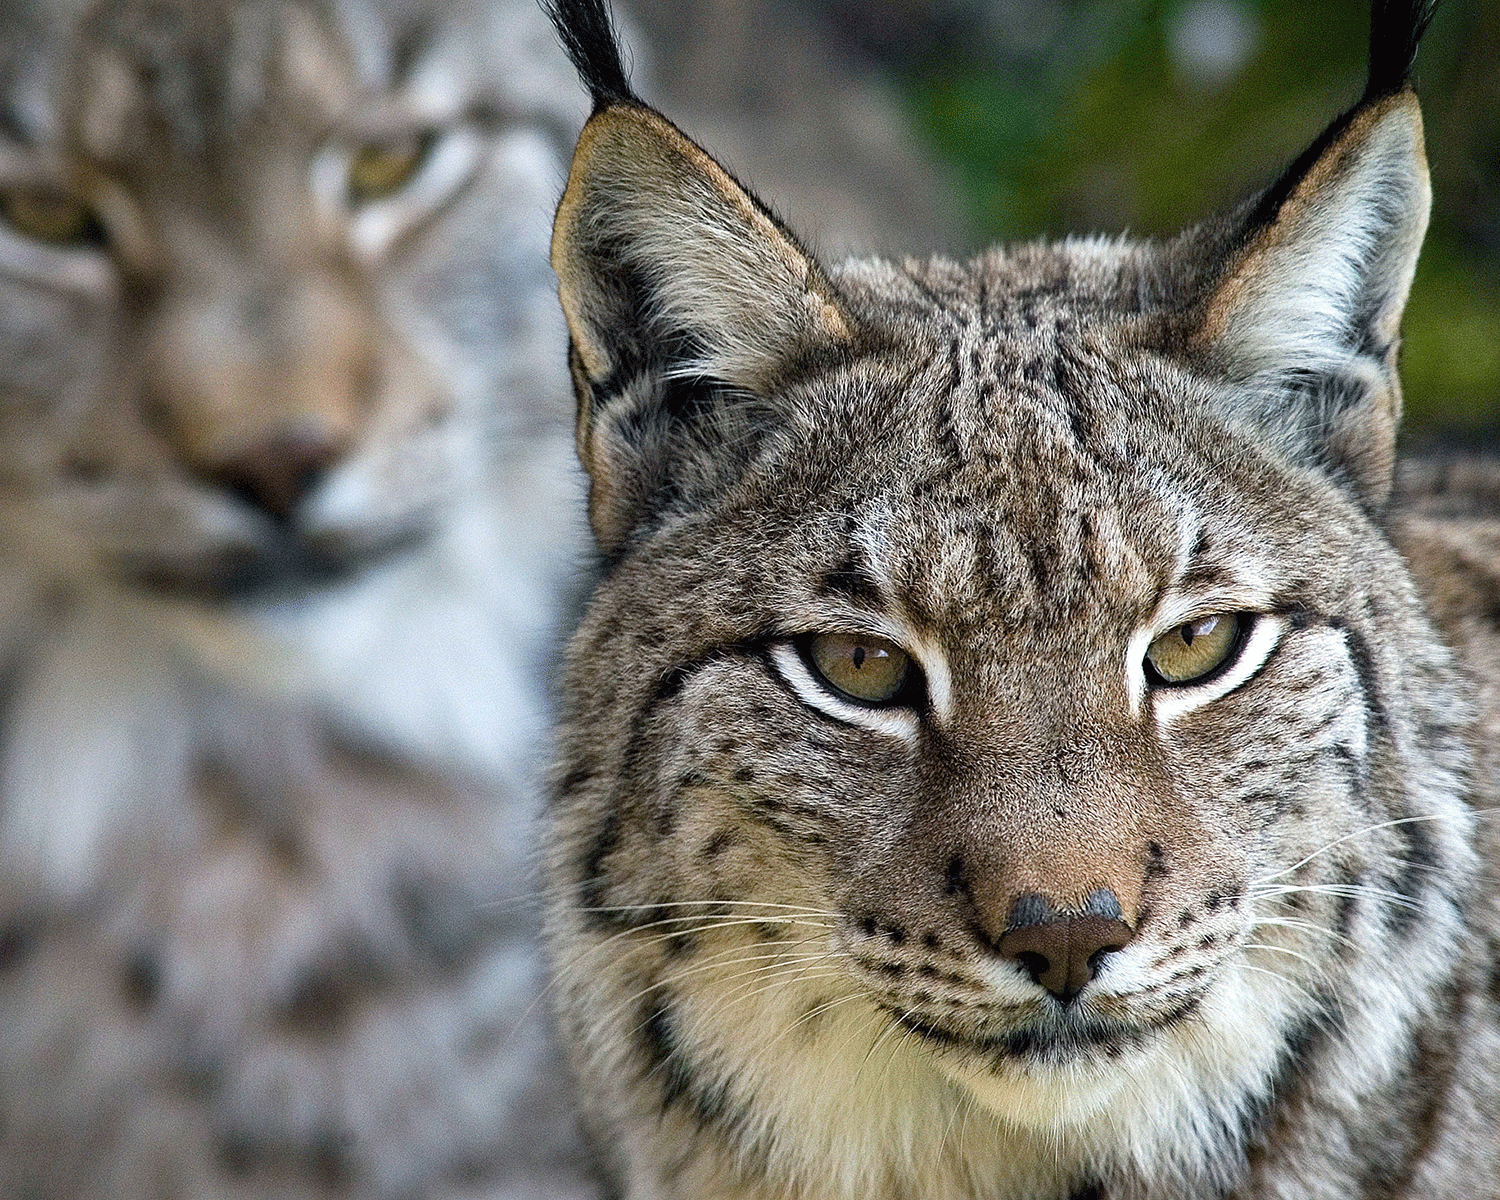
[1193,90,1429,509]
[550,98,853,554]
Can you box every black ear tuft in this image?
[542,0,637,112]
[1365,0,1437,101]
[1243,0,1434,239]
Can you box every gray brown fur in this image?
[543,1,1500,1197]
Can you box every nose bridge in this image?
[972,748,1151,923]
[939,696,1157,936]
[144,252,378,507]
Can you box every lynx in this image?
[542,1,1500,1197]
[0,1,597,1196]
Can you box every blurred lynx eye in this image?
[808,633,911,705]
[0,186,106,248]
[1145,613,1244,685]
[347,132,435,205]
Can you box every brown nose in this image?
[216,429,339,520]
[996,889,1134,1000]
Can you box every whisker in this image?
[1244,940,1333,978]
[1250,914,1358,949]
[1251,882,1421,910]
[1252,808,1500,886]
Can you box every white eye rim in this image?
[1145,614,1285,723]
[312,123,482,262]
[769,642,920,741]
[0,174,114,291]
[0,224,113,291]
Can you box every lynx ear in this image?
[1196,88,1430,508]
[552,102,853,553]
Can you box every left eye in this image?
[346,132,435,204]
[1144,613,1246,685]
[806,632,912,705]
[0,186,107,248]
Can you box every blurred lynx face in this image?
[0,0,577,593]
[540,2,1500,1199]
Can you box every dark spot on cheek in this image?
[1145,841,1168,879]
[859,915,878,939]
[923,932,943,951]
[884,923,907,946]
[558,766,594,795]
[1177,909,1196,930]
[1205,890,1224,912]
[702,829,735,859]
[945,855,968,897]
[733,767,755,783]
[0,921,32,970]
[121,948,163,1011]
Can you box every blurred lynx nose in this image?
[143,272,377,518]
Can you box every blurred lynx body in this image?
[542,2,1500,1197]
[0,1,597,1196]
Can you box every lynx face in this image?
[545,2,1484,1197]
[0,0,577,595]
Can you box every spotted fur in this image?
[543,1,1500,1197]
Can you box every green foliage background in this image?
[890,0,1500,441]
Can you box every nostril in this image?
[996,890,1135,1001]
[1014,950,1051,987]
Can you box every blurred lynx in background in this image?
[0,0,595,1195]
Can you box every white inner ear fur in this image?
[553,106,850,393]
[1209,95,1430,381]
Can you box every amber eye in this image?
[1144,613,1245,686]
[807,633,912,705]
[347,132,434,204]
[0,186,106,247]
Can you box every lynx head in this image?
[0,0,579,596]
[547,0,1473,1191]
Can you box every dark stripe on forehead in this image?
[817,555,885,609]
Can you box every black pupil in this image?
[1181,624,1196,646]
[851,646,867,669]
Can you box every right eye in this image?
[0,186,107,248]
[1144,612,1245,685]
[807,632,913,705]
[346,131,436,205]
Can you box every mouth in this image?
[120,521,428,602]
[881,990,1204,1069]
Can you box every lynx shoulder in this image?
[542,0,1500,1197]
[0,1,595,1195]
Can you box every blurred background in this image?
[632,0,1500,445]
